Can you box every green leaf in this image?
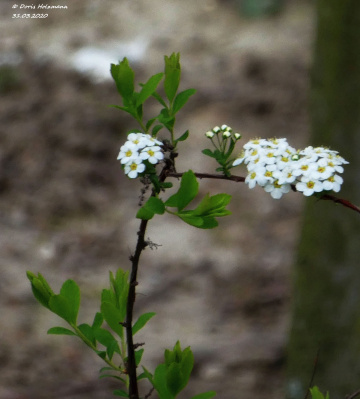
[310,387,329,399]
[142,366,154,384]
[113,389,129,397]
[152,124,164,136]
[165,170,199,211]
[174,130,189,144]
[49,294,73,324]
[179,347,194,384]
[137,371,147,380]
[27,272,54,310]
[60,279,80,325]
[111,59,135,104]
[191,392,217,399]
[132,312,156,335]
[106,269,129,317]
[101,301,125,339]
[100,374,125,382]
[161,182,173,189]
[153,363,174,399]
[172,89,196,114]
[137,197,165,220]
[164,342,194,396]
[166,363,184,396]
[96,350,107,359]
[158,108,175,131]
[202,149,216,159]
[78,323,96,346]
[136,206,155,221]
[164,53,181,103]
[192,193,232,217]
[137,73,164,106]
[177,213,207,228]
[146,117,157,131]
[146,197,165,214]
[135,348,144,366]
[92,312,104,329]
[152,91,168,107]
[47,326,76,336]
[94,328,120,360]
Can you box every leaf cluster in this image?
[27,270,155,386]
[111,53,195,144]
[143,341,216,399]
[310,387,330,399]
[137,170,232,228]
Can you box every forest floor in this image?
[0,1,314,398]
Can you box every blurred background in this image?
[3,0,355,398]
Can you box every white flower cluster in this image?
[117,132,164,178]
[233,138,349,199]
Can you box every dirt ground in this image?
[0,1,314,398]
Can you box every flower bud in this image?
[205,131,215,138]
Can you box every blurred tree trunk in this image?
[286,1,360,398]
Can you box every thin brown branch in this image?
[346,389,360,399]
[126,157,176,399]
[168,172,360,214]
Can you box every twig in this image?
[126,218,148,399]
[346,389,360,399]
[168,172,360,214]
[125,156,176,399]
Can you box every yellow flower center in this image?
[307,181,315,189]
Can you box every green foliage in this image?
[164,52,181,103]
[111,53,195,143]
[136,170,232,228]
[144,341,216,399]
[27,268,157,393]
[310,386,330,399]
[202,129,241,176]
[136,197,165,220]
[133,312,156,335]
[165,170,199,211]
[165,170,231,228]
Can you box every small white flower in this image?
[292,160,318,178]
[124,158,146,179]
[140,146,164,164]
[273,167,296,184]
[322,174,343,192]
[264,181,291,199]
[117,142,139,164]
[127,133,149,149]
[296,177,323,196]
[145,136,163,147]
[245,167,269,189]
